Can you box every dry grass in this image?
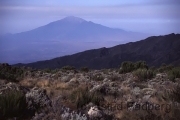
[19,78,36,88]
[36,79,50,88]
[121,85,131,95]
[53,81,70,90]
[20,78,51,88]
[12,69,180,120]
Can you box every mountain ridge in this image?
[14,33,180,69]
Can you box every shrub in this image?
[61,65,75,71]
[119,61,148,74]
[133,68,156,81]
[51,68,60,74]
[43,68,52,73]
[80,67,89,72]
[168,67,180,81]
[43,68,60,74]
[134,61,148,70]
[149,66,156,71]
[70,87,104,108]
[119,61,134,73]
[0,64,24,82]
[0,90,28,119]
[158,64,174,73]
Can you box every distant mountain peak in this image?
[62,16,86,23]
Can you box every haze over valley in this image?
[0,16,150,64]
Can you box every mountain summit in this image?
[0,16,149,64]
[61,16,86,23]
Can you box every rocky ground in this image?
[0,63,180,120]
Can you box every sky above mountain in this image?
[0,0,180,35]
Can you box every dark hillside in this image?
[14,33,180,69]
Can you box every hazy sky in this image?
[0,0,180,35]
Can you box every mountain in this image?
[14,33,180,69]
[8,16,146,42]
[0,16,149,64]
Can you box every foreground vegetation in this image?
[0,61,180,120]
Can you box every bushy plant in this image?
[119,61,148,74]
[80,67,89,72]
[51,68,61,74]
[133,68,156,81]
[0,90,28,119]
[149,66,156,71]
[168,67,180,81]
[70,87,104,108]
[43,68,60,74]
[158,64,174,73]
[134,61,148,70]
[61,65,75,71]
[0,63,24,81]
[119,61,134,73]
[43,68,52,73]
